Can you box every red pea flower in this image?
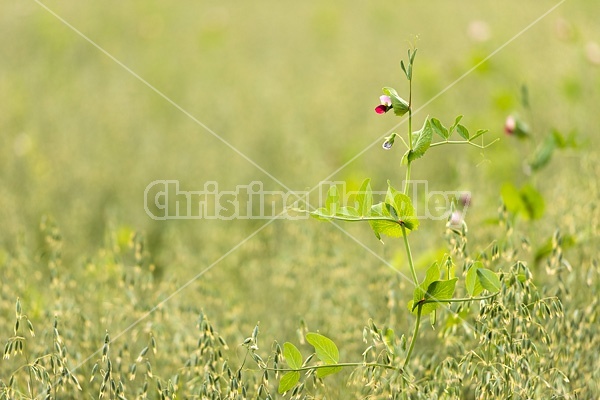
[375,95,392,114]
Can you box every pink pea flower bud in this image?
[459,192,471,207]
[504,115,530,138]
[504,115,516,135]
[375,95,392,114]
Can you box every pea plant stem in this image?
[404,75,413,196]
[407,88,413,150]
[415,292,498,308]
[403,303,422,369]
[401,224,422,369]
[317,215,404,223]
[263,362,400,373]
[430,139,499,149]
[401,226,418,286]
[404,161,412,196]
[401,71,419,369]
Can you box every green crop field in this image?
[1,1,598,398]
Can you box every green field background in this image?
[1,0,598,397]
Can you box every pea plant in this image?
[244,48,503,396]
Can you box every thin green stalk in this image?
[403,303,422,369]
[401,224,421,368]
[403,291,499,370]
[317,215,404,223]
[401,57,421,370]
[264,361,400,373]
[407,75,413,148]
[411,292,499,310]
[401,226,418,285]
[404,161,412,196]
[429,139,499,149]
[404,77,413,196]
[407,111,413,149]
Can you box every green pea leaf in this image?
[312,185,340,220]
[337,207,360,218]
[305,333,339,365]
[409,48,418,64]
[406,119,433,163]
[278,371,300,394]
[449,115,463,136]
[425,279,458,303]
[430,117,449,139]
[283,342,302,370]
[315,365,343,378]
[412,263,441,304]
[400,60,408,79]
[384,182,419,231]
[456,124,469,140]
[385,203,399,220]
[411,262,441,315]
[356,179,373,217]
[305,333,342,378]
[466,261,485,297]
[469,129,488,142]
[368,183,418,240]
[477,268,501,293]
[412,278,458,315]
[369,203,402,240]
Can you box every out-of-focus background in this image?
[1,0,598,397]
